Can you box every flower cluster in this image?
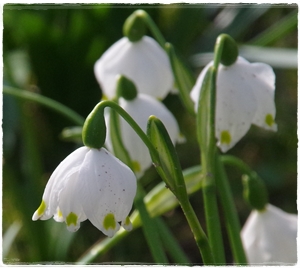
[94,34,181,177]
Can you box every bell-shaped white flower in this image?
[32,147,137,237]
[190,56,277,152]
[94,36,174,100]
[241,204,298,264]
[106,93,181,178]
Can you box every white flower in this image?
[94,36,174,100]
[241,204,298,264]
[190,56,277,152]
[32,147,137,237]
[106,93,181,178]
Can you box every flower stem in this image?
[3,86,85,126]
[179,197,215,264]
[215,154,248,264]
[137,10,166,47]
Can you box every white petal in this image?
[241,204,297,264]
[215,58,257,152]
[77,148,136,237]
[247,62,277,131]
[94,36,173,99]
[57,172,88,232]
[107,94,180,177]
[33,147,89,220]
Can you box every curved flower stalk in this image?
[32,147,137,238]
[94,36,173,100]
[190,56,277,152]
[106,93,181,178]
[241,204,297,264]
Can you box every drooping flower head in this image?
[241,204,297,264]
[32,146,137,237]
[106,93,181,178]
[94,36,174,100]
[190,56,277,152]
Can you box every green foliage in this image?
[3,3,297,264]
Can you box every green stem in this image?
[96,100,160,166]
[138,10,166,47]
[3,86,85,126]
[179,198,215,265]
[201,152,226,264]
[215,154,248,264]
[221,155,258,179]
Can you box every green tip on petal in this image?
[32,200,46,220]
[66,212,78,227]
[103,213,117,231]
[265,114,275,127]
[220,130,231,145]
[132,160,141,173]
[122,216,133,231]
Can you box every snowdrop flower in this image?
[94,36,174,100]
[241,204,297,264]
[106,93,181,178]
[32,147,137,237]
[190,56,277,152]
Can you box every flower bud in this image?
[123,10,147,42]
[242,174,268,211]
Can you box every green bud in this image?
[147,116,187,200]
[242,174,268,211]
[82,103,106,149]
[216,34,238,66]
[123,10,147,42]
[116,75,138,101]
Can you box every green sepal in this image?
[116,75,138,101]
[82,103,106,149]
[242,174,268,211]
[123,10,147,42]
[215,34,238,67]
[147,115,187,200]
[165,42,196,115]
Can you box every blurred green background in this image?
[2,3,298,264]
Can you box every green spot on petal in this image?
[66,212,78,227]
[124,216,131,226]
[58,209,63,218]
[103,213,116,230]
[132,161,141,173]
[265,114,274,127]
[36,200,46,216]
[220,130,231,145]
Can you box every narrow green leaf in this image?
[155,217,191,264]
